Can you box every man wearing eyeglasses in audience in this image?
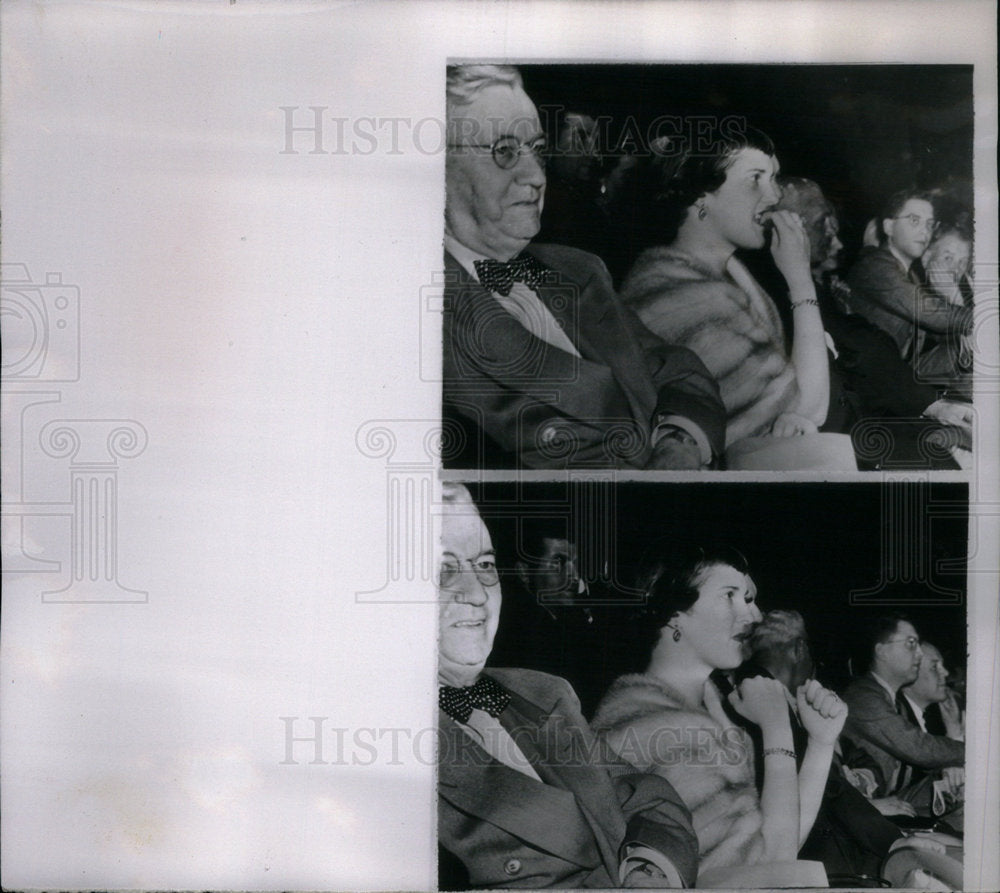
[840,615,964,818]
[437,483,698,889]
[442,64,725,470]
[846,190,973,366]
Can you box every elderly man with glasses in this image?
[442,65,725,470]
[840,614,965,818]
[846,189,973,368]
[437,483,698,889]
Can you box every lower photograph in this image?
[437,480,968,890]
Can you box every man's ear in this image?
[515,560,529,591]
[882,218,894,242]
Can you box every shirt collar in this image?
[444,235,490,282]
[870,670,898,700]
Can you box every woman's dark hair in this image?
[644,123,776,246]
[630,544,752,666]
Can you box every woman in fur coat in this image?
[619,127,829,450]
[591,547,846,881]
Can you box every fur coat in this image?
[620,248,798,448]
[591,673,766,874]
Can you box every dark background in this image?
[472,480,968,697]
[520,63,973,272]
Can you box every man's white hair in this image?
[446,64,523,109]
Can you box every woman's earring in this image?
[697,204,707,221]
[667,624,682,642]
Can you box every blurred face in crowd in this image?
[907,642,950,706]
[874,620,923,688]
[778,181,843,272]
[674,563,763,671]
[446,83,546,260]
[883,198,936,263]
[702,148,783,251]
[550,113,602,184]
[518,537,586,604]
[922,231,972,292]
[438,493,502,687]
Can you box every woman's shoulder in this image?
[622,248,745,310]
[592,673,707,732]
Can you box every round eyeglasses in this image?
[892,214,938,233]
[439,556,500,589]
[885,635,922,652]
[448,135,548,171]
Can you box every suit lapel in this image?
[527,244,657,430]
[445,250,640,430]
[438,709,604,871]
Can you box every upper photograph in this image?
[440,63,975,472]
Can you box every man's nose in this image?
[453,569,489,605]
[516,149,546,187]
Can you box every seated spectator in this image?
[915,214,975,389]
[738,610,906,884]
[840,615,964,820]
[845,190,972,379]
[488,518,638,717]
[619,128,830,454]
[443,65,726,470]
[437,483,698,889]
[592,547,845,886]
[535,111,611,258]
[776,177,972,469]
[901,641,964,742]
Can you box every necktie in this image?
[439,676,511,724]
[473,254,551,296]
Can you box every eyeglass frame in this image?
[439,554,500,590]
[447,135,548,170]
[883,635,922,652]
[891,213,938,233]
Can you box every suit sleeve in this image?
[843,686,964,770]
[615,297,727,459]
[848,251,972,338]
[824,312,939,417]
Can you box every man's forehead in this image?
[442,504,492,553]
[449,84,541,142]
[900,198,933,215]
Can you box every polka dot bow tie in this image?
[439,676,512,724]
[473,254,551,296]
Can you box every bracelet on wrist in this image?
[790,299,820,309]
[763,746,796,760]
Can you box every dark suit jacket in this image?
[846,246,972,360]
[438,668,698,889]
[443,244,726,469]
[841,674,964,802]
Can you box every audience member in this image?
[846,190,972,378]
[488,518,637,717]
[436,483,699,889]
[535,111,611,257]
[776,177,972,469]
[740,611,906,883]
[840,616,964,819]
[443,65,726,470]
[592,547,845,886]
[618,127,834,465]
